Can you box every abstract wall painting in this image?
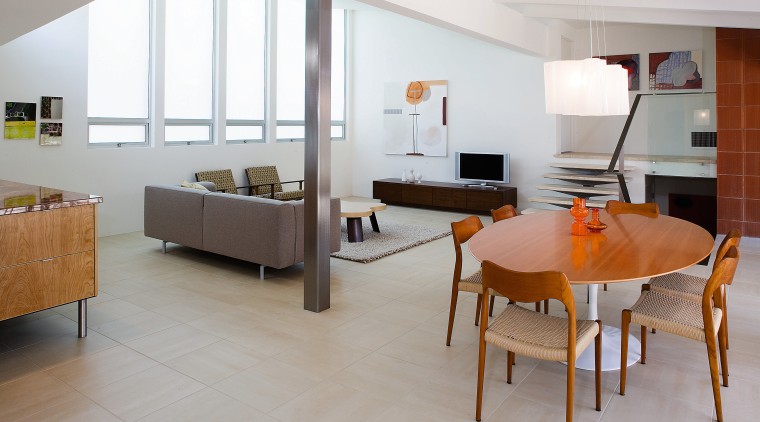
[40,122,63,146]
[599,54,640,91]
[384,80,447,156]
[4,102,37,139]
[41,96,63,119]
[649,50,703,90]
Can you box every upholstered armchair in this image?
[245,166,304,201]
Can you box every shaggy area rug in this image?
[331,220,451,263]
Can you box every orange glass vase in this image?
[587,208,608,232]
[570,197,589,236]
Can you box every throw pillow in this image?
[180,181,209,191]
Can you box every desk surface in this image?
[468,210,714,284]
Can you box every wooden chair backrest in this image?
[491,204,518,223]
[196,169,236,194]
[450,216,484,281]
[702,246,740,334]
[605,200,660,217]
[713,229,742,276]
[481,260,579,357]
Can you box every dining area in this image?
[446,200,742,422]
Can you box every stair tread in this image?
[536,184,619,195]
[543,172,631,183]
[550,163,632,172]
[529,196,607,208]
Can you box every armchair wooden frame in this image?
[620,246,740,422]
[476,260,601,422]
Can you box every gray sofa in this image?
[144,184,341,279]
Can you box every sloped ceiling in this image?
[0,0,94,46]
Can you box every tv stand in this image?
[373,178,517,215]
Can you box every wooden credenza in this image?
[373,178,517,215]
[0,180,102,337]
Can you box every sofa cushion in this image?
[202,193,297,269]
[144,185,207,249]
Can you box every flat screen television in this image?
[455,152,510,185]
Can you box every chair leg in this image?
[723,287,730,350]
[544,299,549,314]
[718,322,729,387]
[595,321,602,411]
[535,301,541,312]
[567,354,575,422]
[489,295,495,317]
[476,335,486,422]
[640,325,647,364]
[475,294,483,327]
[446,285,459,347]
[507,351,514,383]
[603,283,608,291]
[705,334,724,422]
[620,310,631,396]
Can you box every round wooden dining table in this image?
[468,209,714,371]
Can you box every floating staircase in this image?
[529,163,631,209]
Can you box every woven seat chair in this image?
[601,200,661,291]
[245,166,304,201]
[195,169,248,194]
[447,216,489,346]
[490,205,548,315]
[620,246,740,422]
[476,260,601,422]
[645,229,741,344]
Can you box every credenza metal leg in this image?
[78,299,87,338]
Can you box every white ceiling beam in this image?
[495,0,760,14]
[355,0,550,56]
[509,4,760,29]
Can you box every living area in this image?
[2,1,760,421]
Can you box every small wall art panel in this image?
[4,102,37,139]
[649,50,703,90]
[383,80,447,156]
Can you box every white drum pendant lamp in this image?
[544,57,629,116]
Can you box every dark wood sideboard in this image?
[373,178,517,215]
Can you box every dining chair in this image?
[195,169,247,195]
[490,204,518,222]
[245,166,304,200]
[447,215,489,346]
[619,246,739,422]
[490,205,548,315]
[601,200,661,291]
[645,229,741,346]
[476,260,602,422]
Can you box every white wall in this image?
[0,7,353,236]
[569,24,717,155]
[348,8,557,210]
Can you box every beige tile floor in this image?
[1,205,759,421]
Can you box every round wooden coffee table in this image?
[468,209,714,370]
[340,201,387,242]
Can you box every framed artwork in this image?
[4,102,37,139]
[383,80,447,156]
[649,50,703,90]
[599,54,640,91]
[40,122,63,146]
[41,96,63,119]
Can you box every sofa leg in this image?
[260,265,265,280]
[162,241,167,254]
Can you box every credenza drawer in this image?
[0,205,95,267]
[0,250,96,320]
